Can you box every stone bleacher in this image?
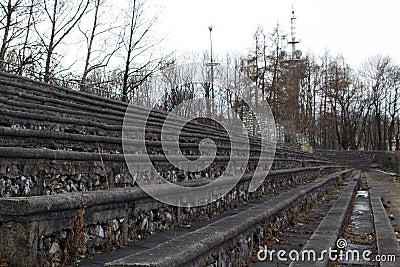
[0,73,339,266]
[0,72,331,198]
[315,149,378,171]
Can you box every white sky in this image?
[148,0,400,68]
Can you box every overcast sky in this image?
[149,0,399,68]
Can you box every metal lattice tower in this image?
[288,6,301,60]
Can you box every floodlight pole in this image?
[208,26,214,101]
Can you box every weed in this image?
[0,258,8,267]
[63,194,87,265]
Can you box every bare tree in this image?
[359,55,392,150]
[17,0,41,73]
[298,54,320,146]
[241,26,265,107]
[0,0,19,64]
[79,0,122,90]
[0,0,28,66]
[36,0,90,82]
[386,65,400,150]
[0,0,43,74]
[119,0,164,102]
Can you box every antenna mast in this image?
[288,6,300,60]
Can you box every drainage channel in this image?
[252,181,348,266]
[337,172,378,266]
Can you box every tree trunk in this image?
[0,0,13,66]
[44,0,58,83]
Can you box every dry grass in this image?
[145,128,153,140]
[344,232,375,245]
[0,258,8,267]
[63,194,87,265]
[39,253,61,267]
[96,142,110,188]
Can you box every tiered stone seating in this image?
[315,149,375,170]
[0,73,338,266]
[0,72,331,197]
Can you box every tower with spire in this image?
[287,6,302,60]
